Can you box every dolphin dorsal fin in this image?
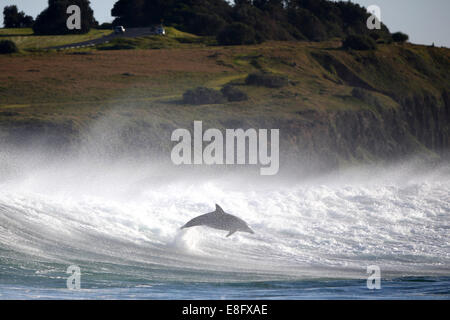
[215,204,225,214]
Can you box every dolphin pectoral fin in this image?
[226,230,237,237]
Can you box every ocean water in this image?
[0,152,449,299]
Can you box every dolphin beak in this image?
[247,228,254,234]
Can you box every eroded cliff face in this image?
[278,91,449,171]
[287,44,450,170]
[398,90,450,151]
[333,91,449,160]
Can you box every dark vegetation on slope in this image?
[0,39,18,54]
[111,0,392,44]
[342,35,377,51]
[182,85,249,104]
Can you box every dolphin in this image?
[181,204,254,237]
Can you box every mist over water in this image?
[0,115,449,299]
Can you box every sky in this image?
[0,0,449,47]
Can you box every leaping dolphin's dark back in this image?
[181,204,254,237]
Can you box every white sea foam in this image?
[0,154,448,280]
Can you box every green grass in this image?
[1,39,449,133]
[97,35,180,50]
[165,27,198,39]
[0,28,112,50]
[0,28,34,36]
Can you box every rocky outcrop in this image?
[398,90,450,151]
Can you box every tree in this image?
[33,0,97,35]
[3,5,34,28]
[185,13,226,36]
[3,5,20,28]
[287,8,327,41]
[20,15,34,28]
[217,22,257,45]
[392,32,409,43]
[111,0,147,27]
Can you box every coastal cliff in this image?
[0,40,449,171]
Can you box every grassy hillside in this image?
[0,28,112,50]
[96,27,208,51]
[0,36,448,170]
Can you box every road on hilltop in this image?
[49,27,156,50]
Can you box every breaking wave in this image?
[0,150,449,286]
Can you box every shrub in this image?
[221,85,248,102]
[0,40,19,54]
[217,22,257,46]
[391,32,409,43]
[245,72,288,88]
[98,44,135,50]
[97,38,136,50]
[369,33,381,41]
[183,87,226,105]
[342,35,377,50]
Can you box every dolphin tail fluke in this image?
[180,215,205,229]
[180,217,201,229]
